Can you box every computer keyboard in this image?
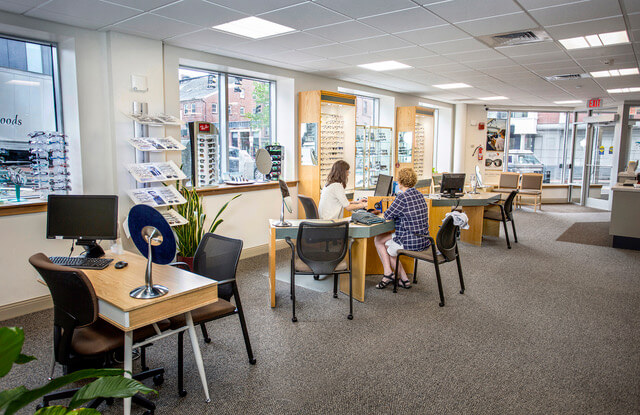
[49,256,114,270]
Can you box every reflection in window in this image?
[355,95,379,126]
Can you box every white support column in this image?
[453,103,467,173]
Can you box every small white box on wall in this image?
[131,75,148,92]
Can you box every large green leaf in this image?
[0,327,25,378]
[15,353,36,364]
[68,376,155,409]
[0,386,28,411]
[3,368,125,415]
[35,406,101,415]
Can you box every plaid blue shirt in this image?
[383,187,430,251]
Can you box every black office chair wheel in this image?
[179,390,188,398]
[333,293,338,298]
[153,374,164,386]
[249,358,257,365]
[292,317,297,323]
[439,302,445,307]
[313,275,319,280]
[36,403,44,411]
[347,314,353,320]
[460,289,464,294]
[203,338,212,344]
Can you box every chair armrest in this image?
[169,261,190,270]
[215,278,236,286]
[284,236,295,253]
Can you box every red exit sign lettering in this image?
[588,98,602,108]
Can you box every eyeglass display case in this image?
[298,90,356,206]
[395,106,435,179]
[355,126,393,189]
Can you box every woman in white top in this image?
[318,160,367,220]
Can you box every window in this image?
[190,103,196,114]
[355,95,379,126]
[178,67,275,184]
[184,105,189,115]
[0,36,65,205]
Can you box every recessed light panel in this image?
[479,96,508,101]
[433,83,471,89]
[358,61,412,71]
[607,87,640,93]
[554,100,582,104]
[213,17,295,39]
[590,67,639,78]
[559,30,629,50]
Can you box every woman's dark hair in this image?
[326,160,350,188]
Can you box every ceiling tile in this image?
[628,12,640,29]
[109,13,200,39]
[299,43,360,58]
[544,16,626,39]
[524,62,584,76]
[259,2,349,30]
[470,58,518,69]
[270,49,325,63]
[447,49,505,63]
[342,34,412,52]
[0,0,48,14]
[576,53,639,69]
[305,21,384,42]
[529,0,621,26]
[496,41,563,57]
[312,0,416,19]
[153,0,246,27]
[565,44,635,60]
[370,45,435,60]
[165,28,248,47]
[421,62,472,73]
[456,12,538,36]
[295,58,350,70]
[394,24,469,45]
[105,0,177,11]
[424,38,489,54]
[399,55,457,67]
[334,52,386,65]
[224,40,289,57]
[209,0,305,15]
[359,7,445,33]
[247,32,331,50]
[25,0,141,29]
[622,0,640,14]
[509,50,573,64]
[424,0,522,23]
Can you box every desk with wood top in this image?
[77,251,219,414]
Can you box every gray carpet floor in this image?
[2,205,639,414]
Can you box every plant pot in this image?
[176,255,194,272]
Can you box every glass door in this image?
[584,124,615,208]
[568,119,587,203]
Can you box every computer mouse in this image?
[114,261,128,269]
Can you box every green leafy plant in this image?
[0,327,155,414]
[174,183,240,257]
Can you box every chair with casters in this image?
[168,233,255,398]
[518,173,543,211]
[494,172,520,194]
[392,216,465,307]
[284,221,354,322]
[483,190,519,249]
[28,253,168,414]
[298,194,319,219]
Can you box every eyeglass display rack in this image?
[187,121,219,188]
[265,144,283,181]
[355,125,393,189]
[28,131,72,197]
[298,90,356,207]
[125,101,188,227]
[395,106,435,179]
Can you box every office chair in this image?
[28,253,167,414]
[285,221,354,322]
[392,216,465,307]
[483,190,519,249]
[298,194,319,219]
[168,233,255,397]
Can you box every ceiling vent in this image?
[479,28,551,48]
[544,73,589,81]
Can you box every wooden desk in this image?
[82,251,219,414]
[268,219,394,307]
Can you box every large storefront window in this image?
[0,36,64,205]
[178,67,275,185]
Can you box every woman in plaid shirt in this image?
[374,168,429,289]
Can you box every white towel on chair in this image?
[445,211,469,230]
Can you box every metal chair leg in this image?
[502,218,511,249]
[177,331,186,397]
[236,309,256,365]
[455,252,465,294]
[433,261,445,307]
[393,255,400,293]
[413,259,418,284]
[511,218,518,243]
[333,274,338,298]
[348,271,353,320]
[200,323,211,343]
[140,345,148,371]
[291,272,297,323]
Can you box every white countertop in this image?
[612,183,640,192]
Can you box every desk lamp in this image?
[127,204,176,299]
[274,179,292,227]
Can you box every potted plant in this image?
[174,183,240,270]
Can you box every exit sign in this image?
[588,98,602,108]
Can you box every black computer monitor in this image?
[47,195,118,258]
[440,173,466,198]
[374,174,393,196]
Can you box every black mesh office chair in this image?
[298,194,319,219]
[285,221,354,322]
[483,190,519,249]
[392,216,465,307]
[168,233,255,397]
[29,253,166,414]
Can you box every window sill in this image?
[195,180,297,197]
[0,201,48,217]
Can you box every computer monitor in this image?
[440,173,466,198]
[47,195,118,258]
[374,174,393,196]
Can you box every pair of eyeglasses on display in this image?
[486,159,503,167]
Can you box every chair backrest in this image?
[436,216,459,262]
[296,221,349,275]
[520,173,543,190]
[298,194,319,219]
[503,190,519,219]
[415,178,432,194]
[28,253,98,365]
[499,172,520,189]
[193,233,243,301]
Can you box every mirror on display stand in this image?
[255,148,273,182]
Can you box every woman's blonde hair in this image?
[397,167,418,188]
[326,160,350,188]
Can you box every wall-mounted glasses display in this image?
[320,113,345,185]
[355,126,392,189]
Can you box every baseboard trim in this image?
[0,295,52,322]
[240,240,287,259]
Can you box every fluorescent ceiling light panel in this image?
[358,61,412,71]
[212,17,294,39]
[559,30,629,50]
[559,36,589,49]
[418,102,439,109]
[607,87,640,93]
[554,100,582,104]
[585,34,602,47]
[479,96,508,101]
[619,68,639,76]
[433,83,471,89]
[590,67,638,78]
[599,30,629,46]
[6,80,40,86]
